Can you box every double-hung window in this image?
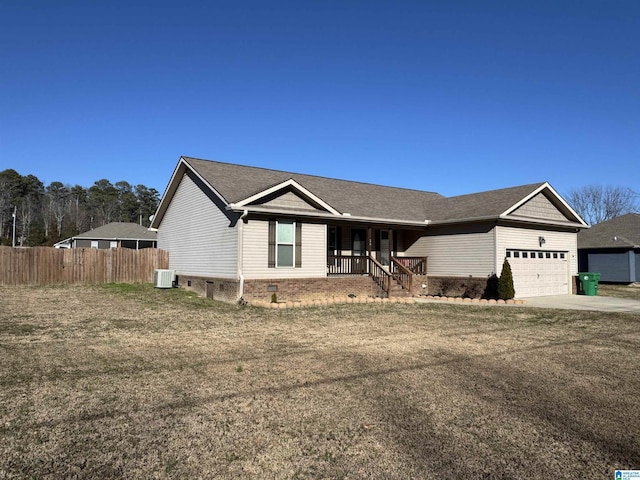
[268,220,302,269]
[276,221,295,267]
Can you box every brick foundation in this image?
[410,275,429,296]
[243,276,384,303]
[426,275,490,299]
[176,275,240,303]
[175,272,578,303]
[174,274,385,304]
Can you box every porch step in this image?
[389,283,411,297]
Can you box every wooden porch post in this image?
[367,227,372,275]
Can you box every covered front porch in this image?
[326,225,427,297]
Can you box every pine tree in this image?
[498,257,516,300]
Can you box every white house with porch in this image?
[151,156,588,303]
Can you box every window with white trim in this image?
[90,241,99,249]
[276,221,295,267]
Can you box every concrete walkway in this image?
[520,295,640,313]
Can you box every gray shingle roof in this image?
[183,157,548,223]
[578,213,640,249]
[75,222,157,240]
[429,183,547,222]
[184,157,444,222]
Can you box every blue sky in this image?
[1,0,638,198]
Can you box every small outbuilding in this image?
[578,213,640,283]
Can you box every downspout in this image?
[237,209,248,302]
[493,222,498,275]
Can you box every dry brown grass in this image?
[598,283,640,301]
[1,284,639,479]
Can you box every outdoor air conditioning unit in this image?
[154,269,175,289]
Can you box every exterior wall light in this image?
[539,236,546,247]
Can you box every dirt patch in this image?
[1,284,639,479]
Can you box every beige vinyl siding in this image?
[256,191,321,211]
[402,230,496,277]
[495,226,578,275]
[242,220,326,279]
[157,174,238,278]
[511,192,569,222]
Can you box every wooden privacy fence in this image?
[0,247,169,286]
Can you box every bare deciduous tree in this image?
[46,182,70,239]
[18,196,37,246]
[568,185,639,225]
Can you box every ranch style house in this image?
[150,156,588,303]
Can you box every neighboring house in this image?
[55,222,157,250]
[150,156,588,302]
[578,213,640,283]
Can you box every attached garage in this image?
[506,249,570,297]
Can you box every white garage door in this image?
[506,249,569,297]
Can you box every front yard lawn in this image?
[1,284,638,479]
[598,283,640,301]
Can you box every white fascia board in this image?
[151,156,229,228]
[151,159,186,228]
[500,215,590,229]
[426,215,588,230]
[499,182,589,227]
[226,205,335,218]
[233,178,341,215]
[227,204,429,226]
[343,215,430,226]
[53,238,72,246]
[499,183,548,217]
[73,236,156,241]
[542,183,589,226]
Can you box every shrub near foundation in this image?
[431,277,489,300]
[498,257,516,300]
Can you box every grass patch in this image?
[98,282,220,307]
[0,318,45,336]
[0,284,638,479]
[598,283,640,301]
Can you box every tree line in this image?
[0,169,160,246]
[1,166,637,247]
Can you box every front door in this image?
[351,228,367,274]
[352,229,366,256]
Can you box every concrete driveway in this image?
[521,295,640,313]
